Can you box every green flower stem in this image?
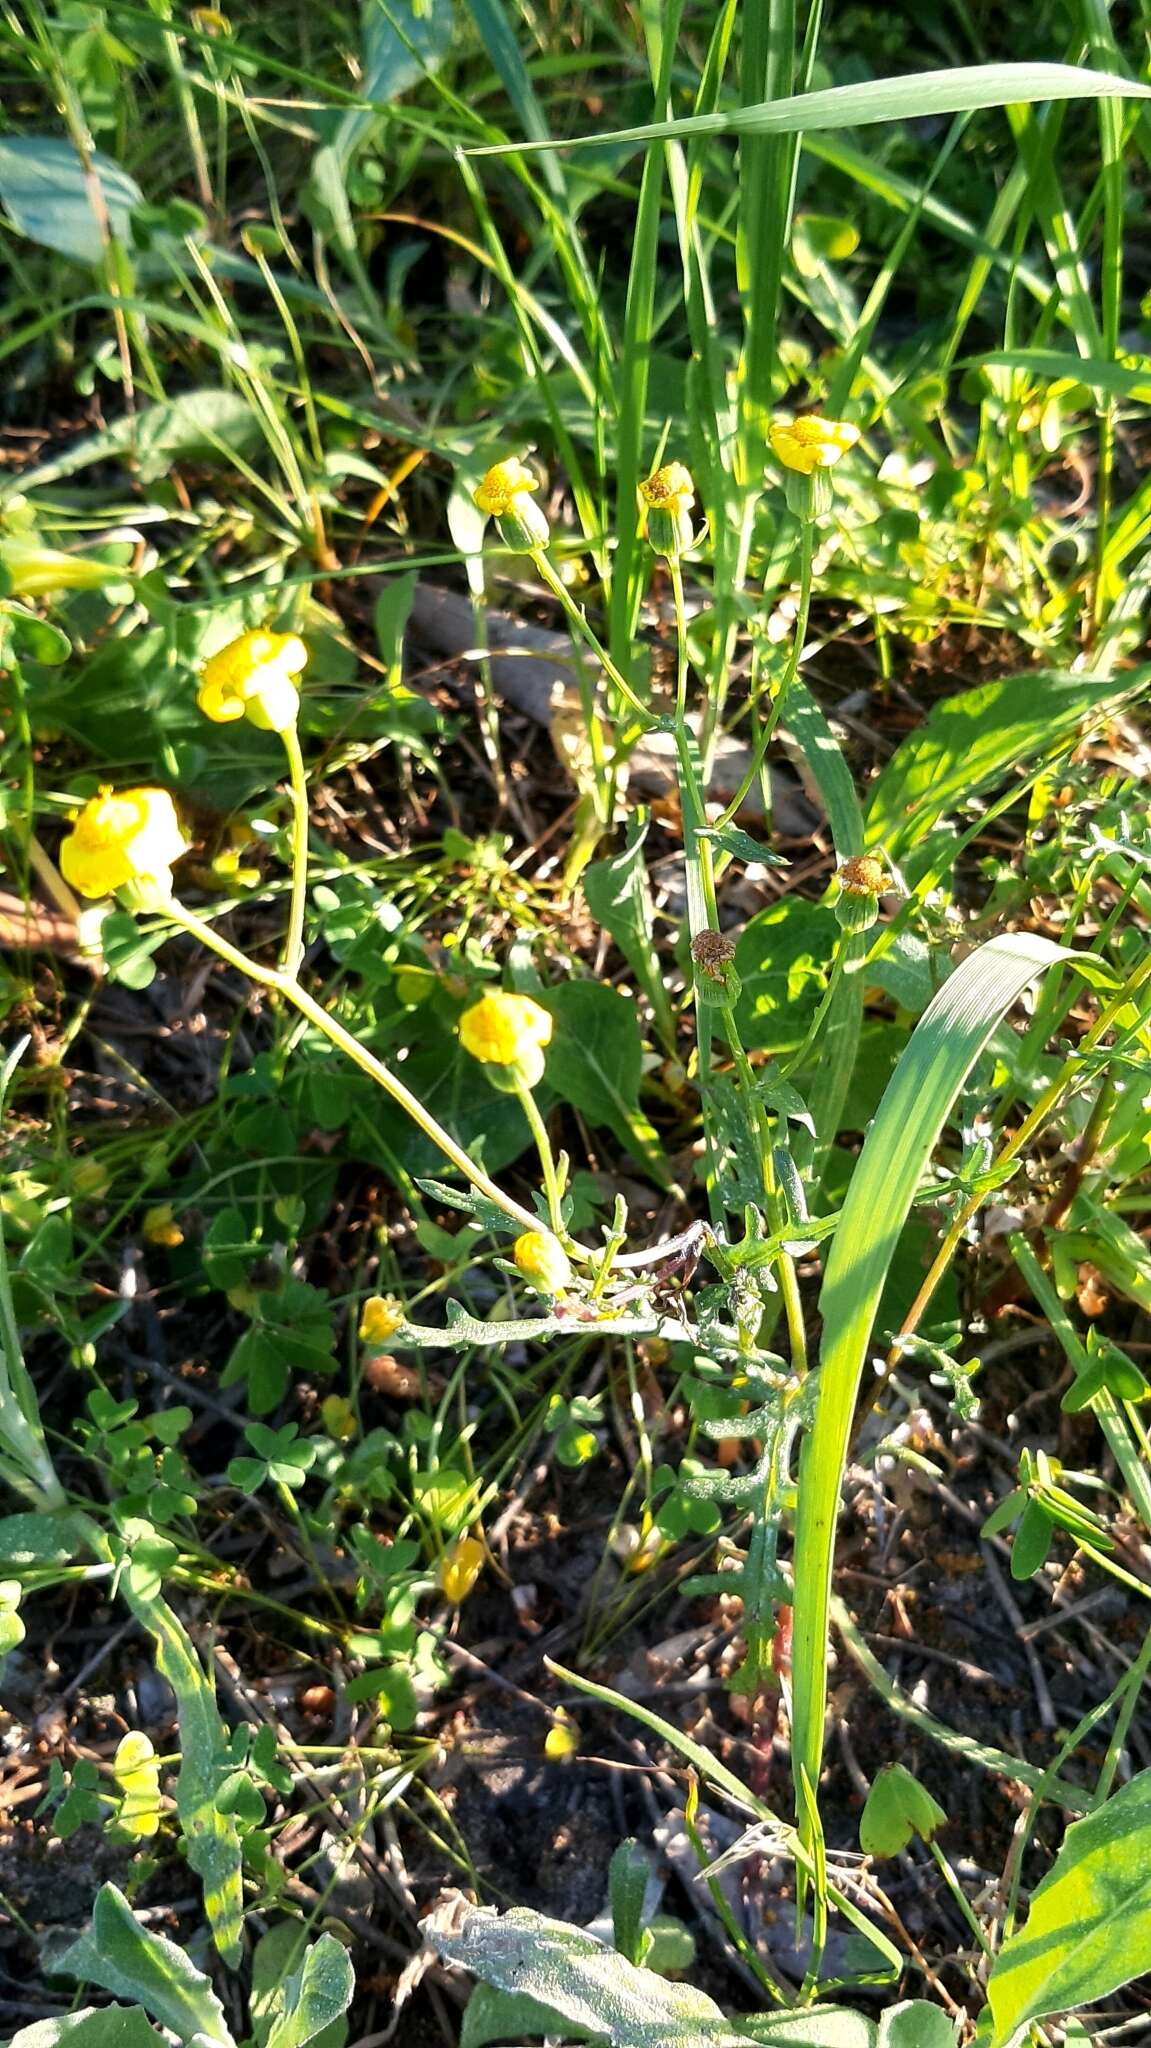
[666,569,807,1372]
[715,491,816,831]
[927,1840,992,1959]
[512,1074,565,1239]
[777,940,848,1083]
[529,547,655,728]
[0,1044,67,1511]
[669,556,691,728]
[280,722,310,981]
[166,901,551,1244]
[721,1000,808,1377]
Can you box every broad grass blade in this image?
[790,935,1070,1849]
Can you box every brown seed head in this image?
[691,929,738,978]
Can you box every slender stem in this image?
[513,1077,565,1239]
[777,941,847,1082]
[928,1840,992,1958]
[530,548,654,726]
[280,724,310,981]
[167,903,550,1243]
[665,564,808,1374]
[716,489,816,830]
[669,556,690,727]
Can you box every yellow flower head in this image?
[769,414,860,477]
[197,629,308,734]
[640,461,696,559]
[439,1534,485,1605]
[513,1230,572,1296]
[359,1293,405,1346]
[473,458,550,548]
[640,462,695,517]
[60,787,188,904]
[459,990,553,1088]
[474,458,539,519]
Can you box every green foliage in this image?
[0,135,142,263]
[859,1765,948,1858]
[987,1770,1151,2046]
[5,1,1151,2040]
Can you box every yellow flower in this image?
[197,629,307,734]
[142,1204,184,1249]
[513,1230,572,1296]
[359,1294,405,1346]
[769,415,860,476]
[60,787,188,904]
[474,458,538,518]
[473,458,550,548]
[639,461,696,558]
[439,1534,485,1605]
[459,990,553,1089]
[640,462,695,517]
[544,1708,580,1761]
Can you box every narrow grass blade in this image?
[790,935,1071,1848]
[469,63,1150,155]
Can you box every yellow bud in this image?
[142,1204,184,1249]
[513,1230,573,1295]
[321,1394,358,1442]
[544,1708,580,1761]
[439,1534,485,1605]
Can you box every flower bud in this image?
[439,1534,485,1605]
[836,855,888,934]
[513,1230,573,1296]
[640,462,695,559]
[474,458,550,551]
